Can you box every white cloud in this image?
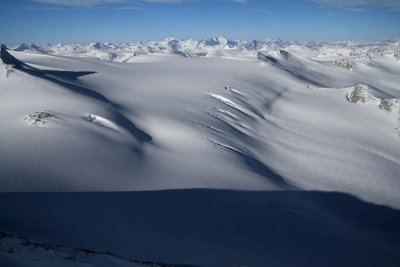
[113,5,142,9]
[33,0,248,6]
[144,0,184,3]
[144,0,247,3]
[249,7,268,13]
[33,0,127,6]
[345,7,365,11]
[313,0,400,7]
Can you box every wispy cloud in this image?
[249,8,268,14]
[33,0,128,6]
[112,5,142,9]
[32,0,249,6]
[346,7,365,12]
[312,0,400,7]
[144,0,184,3]
[26,5,72,10]
[27,0,144,11]
[144,0,247,3]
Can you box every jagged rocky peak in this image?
[246,40,261,50]
[14,43,34,51]
[89,42,102,49]
[158,37,180,50]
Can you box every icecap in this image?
[1,39,400,206]
[0,38,400,266]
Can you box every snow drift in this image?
[1,38,400,266]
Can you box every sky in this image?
[0,0,399,45]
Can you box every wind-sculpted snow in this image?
[1,44,400,202]
[1,46,152,144]
[1,40,400,266]
[206,86,290,188]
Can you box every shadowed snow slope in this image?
[0,41,400,266]
[0,232,183,267]
[1,46,399,206]
[0,190,399,267]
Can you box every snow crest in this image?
[10,38,400,62]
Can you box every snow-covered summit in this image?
[1,36,400,266]
[10,37,400,62]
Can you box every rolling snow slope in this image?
[1,43,400,206]
[1,39,400,266]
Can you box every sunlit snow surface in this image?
[1,39,400,266]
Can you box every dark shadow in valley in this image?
[0,190,399,267]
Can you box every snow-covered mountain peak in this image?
[8,38,400,63]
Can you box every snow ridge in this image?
[10,38,400,62]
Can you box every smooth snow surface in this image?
[1,39,400,266]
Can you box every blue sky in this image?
[1,0,399,45]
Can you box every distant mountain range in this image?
[9,37,400,62]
